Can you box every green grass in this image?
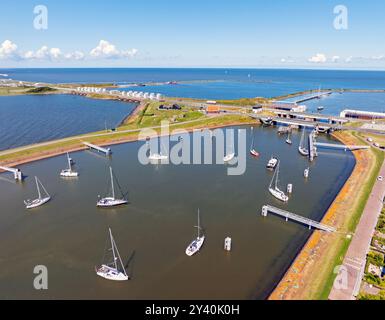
[26,86,57,93]
[316,134,385,300]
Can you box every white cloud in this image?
[308,53,327,63]
[64,51,85,60]
[332,55,340,63]
[22,46,63,60]
[371,55,385,61]
[90,40,138,59]
[0,40,18,59]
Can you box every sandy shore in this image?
[269,131,378,300]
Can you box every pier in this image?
[261,205,336,232]
[0,165,23,180]
[314,142,370,151]
[83,142,112,155]
[293,91,332,104]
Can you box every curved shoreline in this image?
[268,131,376,300]
[0,118,255,170]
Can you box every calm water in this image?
[2,68,385,99]
[301,92,385,116]
[0,126,355,299]
[0,95,136,151]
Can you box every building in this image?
[206,105,220,114]
[340,109,385,120]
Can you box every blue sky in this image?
[1,0,385,68]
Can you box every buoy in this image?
[224,237,232,251]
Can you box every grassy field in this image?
[315,132,384,300]
[0,100,253,166]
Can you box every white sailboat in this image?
[304,167,310,178]
[186,209,205,256]
[269,161,289,202]
[224,132,235,162]
[250,127,260,158]
[148,139,168,161]
[97,167,128,207]
[95,228,129,281]
[298,129,309,156]
[286,131,292,145]
[60,153,79,177]
[24,177,51,209]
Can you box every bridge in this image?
[261,205,336,232]
[83,142,112,155]
[0,165,23,180]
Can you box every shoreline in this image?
[268,130,381,300]
[0,119,256,171]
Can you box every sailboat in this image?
[148,139,168,161]
[286,131,292,145]
[185,209,205,256]
[269,161,289,202]
[97,167,128,207]
[95,228,129,281]
[24,177,51,209]
[250,127,260,158]
[304,167,310,178]
[224,132,235,162]
[298,129,309,156]
[60,153,79,177]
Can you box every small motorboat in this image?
[267,157,278,170]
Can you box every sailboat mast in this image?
[109,228,118,270]
[36,177,41,199]
[198,209,201,238]
[250,127,255,150]
[112,234,128,277]
[110,167,115,199]
[275,162,280,189]
[67,153,71,170]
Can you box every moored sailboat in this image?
[269,161,289,202]
[223,131,235,162]
[286,131,292,145]
[95,228,129,281]
[186,209,205,256]
[250,127,260,158]
[24,177,51,209]
[298,129,309,156]
[60,153,79,177]
[97,167,128,207]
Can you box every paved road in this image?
[329,161,385,300]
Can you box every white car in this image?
[367,138,373,142]
[374,143,380,148]
[378,176,383,181]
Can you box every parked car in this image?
[378,176,383,181]
[367,137,374,142]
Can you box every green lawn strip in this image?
[316,134,384,300]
